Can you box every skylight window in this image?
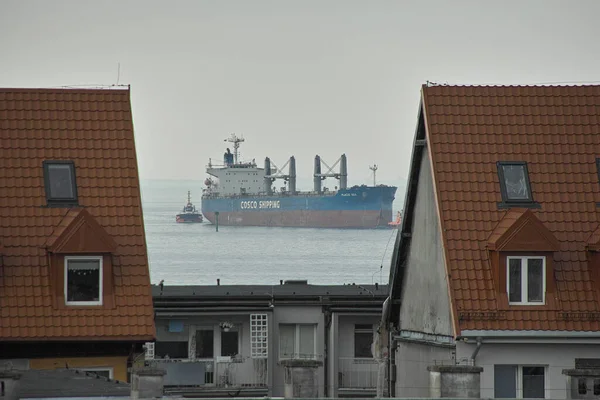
[43,161,78,206]
[497,161,534,203]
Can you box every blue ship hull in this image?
[201,185,397,228]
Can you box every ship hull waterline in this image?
[202,209,392,229]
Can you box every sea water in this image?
[141,179,400,286]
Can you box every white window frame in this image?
[506,256,546,305]
[354,323,375,359]
[279,324,317,360]
[219,325,242,359]
[495,364,548,398]
[80,367,114,379]
[64,256,103,306]
[250,314,268,358]
[518,365,547,399]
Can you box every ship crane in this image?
[264,156,297,195]
[313,154,348,194]
[224,133,245,164]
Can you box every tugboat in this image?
[176,191,203,223]
[388,211,402,228]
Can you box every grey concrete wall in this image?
[398,150,452,336]
[272,305,325,398]
[456,341,600,399]
[395,341,455,397]
[428,365,482,398]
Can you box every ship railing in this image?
[201,190,343,199]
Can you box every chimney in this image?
[284,280,308,285]
[280,280,283,285]
[217,279,220,286]
[0,371,21,400]
[131,368,166,399]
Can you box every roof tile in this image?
[0,88,155,341]
[422,84,600,332]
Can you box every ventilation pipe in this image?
[289,156,297,194]
[264,157,272,195]
[340,153,348,190]
[313,155,322,194]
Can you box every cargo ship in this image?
[176,191,203,223]
[201,134,397,228]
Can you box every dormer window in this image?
[507,256,545,305]
[43,161,78,206]
[65,256,103,306]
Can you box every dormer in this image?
[587,225,600,292]
[487,209,560,308]
[45,209,117,308]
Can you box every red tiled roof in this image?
[422,84,600,333]
[0,88,155,340]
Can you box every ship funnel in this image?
[289,156,297,195]
[340,153,348,190]
[264,157,273,195]
[313,155,322,194]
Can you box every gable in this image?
[587,225,600,251]
[46,208,117,254]
[488,209,560,252]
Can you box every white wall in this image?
[457,341,600,399]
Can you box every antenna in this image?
[369,164,378,186]
[224,133,245,164]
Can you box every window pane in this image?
[355,331,373,358]
[578,378,588,395]
[221,331,239,357]
[83,370,111,378]
[156,341,188,359]
[195,330,214,358]
[527,259,544,302]
[279,325,295,358]
[67,260,100,302]
[494,365,517,398]
[502,165,529,200]
[48,164,75,199]
[299,325,315,359]
[522,366,545,398]
[508,259,522,303]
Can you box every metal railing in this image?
[338,357,379,389]
[150,357,268,388]
[215,357,268,388]
[149,359,215,386]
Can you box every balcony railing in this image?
[215,356,268,388]
[149,359,215,386]
[148,357,267,389]
[338,357,379,389]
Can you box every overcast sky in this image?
[2,1,600,187]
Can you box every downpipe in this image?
[470,337,483,364]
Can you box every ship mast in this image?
[369,164,378,186]
[187,190,191,204]
[225,133,245,164]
